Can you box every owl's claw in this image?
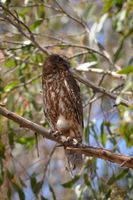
[49,130,62,139]
[62,137,79,146]
[49,130,79,146]
[53,130,62,137]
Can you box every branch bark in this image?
[0,106,133,169]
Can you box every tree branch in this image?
[67,146,133,169]
[76,67,126,80]
[72,71,130,107]
[0,106,133,169]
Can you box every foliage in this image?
[0,0,133,199]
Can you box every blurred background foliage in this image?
[0,0,133,199]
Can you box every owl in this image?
[42,54,83,170]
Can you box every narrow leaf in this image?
[30,19,43,31]
[13,183,25,200]
[49,185,56,200]
[118,66,133,74]
[62,175,80,188]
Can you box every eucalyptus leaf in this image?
[118,66,133,74]
[49,185,56,200]
[62,175,80,188]
[30,19,43,31]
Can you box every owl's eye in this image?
[57,57,63,63]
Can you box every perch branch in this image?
[0,106,133,169]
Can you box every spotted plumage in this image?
[42,54,83,169]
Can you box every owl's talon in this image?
[72,138,79,146]
[60,136,68,143]
[62,137,79,146]
[49,130,62,139]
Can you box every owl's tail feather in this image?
[65,149,83,173]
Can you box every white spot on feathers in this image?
[56,114,70,131]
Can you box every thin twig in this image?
[68,51,89,59]
[43,145,57,179]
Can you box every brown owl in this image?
[42,54,83,170]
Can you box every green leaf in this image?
[118,66,133,74]
[6,170,14,180]
[84,173,90,187]
[120,122,133,147]
[5,58,16,68]
[4,81,18,92]
[102,0,124,13]
[41,196,48,200]
[19,177,27,188]
[34,53,44,63]
[83,3,95,20]
[31,174,38,196]
[115,169,129,180]
[100,122,107,146]
[13,183,25,200]
[5,0,12,6]
[107,174,115,186]
[49,185,56,200]
[17,137,35,149]
[0,140,5,158]
[18,8,30,21]
[91,125,99,141]
[104,121,111,127]
[83,173,97,198]
[83,125,90,143]
[0,160,4,185]
[107,169,129,186]
[102,0,113,13]
[30,19,43,31]
[8,127,14,148]
[7,185,12,199]
[30,174,43,196]
[38,5,45,19]
[62,175,80,188]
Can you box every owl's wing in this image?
[65,73,84,129]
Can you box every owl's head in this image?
[43,54,70,74]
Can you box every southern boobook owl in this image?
[42,54,83,170]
